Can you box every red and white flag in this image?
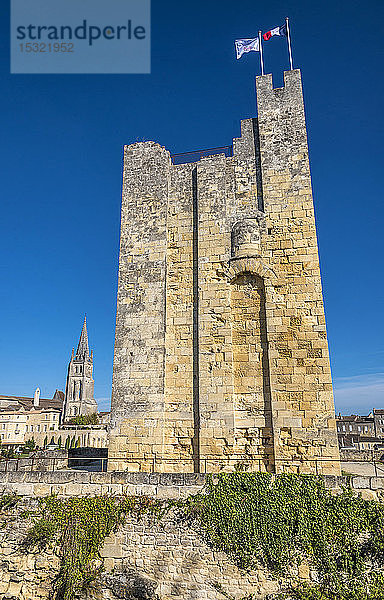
[263,23,287,41]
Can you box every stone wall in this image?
[0,472,383,501]
[340,448,384,477]
[0,500,59,600]
[0,449,68,473]
[0,496,285,600]
[0,474,384,599]
[109,68,340,475]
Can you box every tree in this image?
[24,439,36,452]
[68,413,99,426]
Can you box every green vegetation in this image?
[24,439,36,452]
[22,474,384,600]
[0,493,19,512]
[25,495,161,600]
[68,413,99,426]
[0,447,15,458]
[180,473,384,599]
[282,573,384,600]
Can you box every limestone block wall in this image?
[0,474,384,599]
[254,71,340,474]
[110,69,340,475]
[0,495,293,600]
[0,472,382,500]
[109,141,171,472]
[340,449,384,477]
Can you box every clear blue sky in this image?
[0,0,383,415]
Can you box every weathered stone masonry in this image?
[0,473,383,600]
[109,69,340,474]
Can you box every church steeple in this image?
[76,315,89,359]
[62,316,98,422]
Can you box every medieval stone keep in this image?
[109,69,341,475]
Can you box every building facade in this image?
[0,390,108,449]
[0,390,62,446]
[109,69,340,475]
[337,410,384,450]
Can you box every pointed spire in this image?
[75,315,90,359]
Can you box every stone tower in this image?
[62,317,98,422]
[109,69,340,475]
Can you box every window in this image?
[44,425,47,432]
[365,426,368,432]
[25,426,28,432]
[358,426,361,432]
[342,425,346,432]
[37,425,40,432]
[349,425,352,431]
[30,425,33,432]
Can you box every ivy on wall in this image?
[24,495,160,600]
[21,474,384,600]
[281,573,384,600]
[181,473,384,599]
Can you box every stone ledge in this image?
[351,476,371,489]
[0,472,382,498]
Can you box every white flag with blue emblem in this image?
[235,38,260,59]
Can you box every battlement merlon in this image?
[255,69,309,173]
[256,68,303,101]
[120,70,305,171]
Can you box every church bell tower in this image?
[63,316,98,422]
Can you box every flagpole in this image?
[285,17,294,70]
[258,30,264,75]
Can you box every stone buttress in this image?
[108,69,341,475]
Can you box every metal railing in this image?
[171,145,233,165]
[1,454,384,476]
[0,456,107,473]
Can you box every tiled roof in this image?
[0,393,63,413]
[337,414,374,422]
